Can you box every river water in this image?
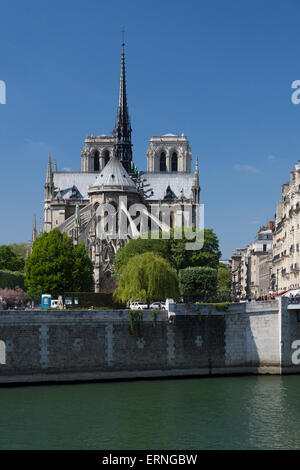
[0,375,299,450]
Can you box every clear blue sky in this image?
[1,0,300,258]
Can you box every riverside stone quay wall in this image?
[0,297,299,384]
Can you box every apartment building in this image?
[231,223,274,299]
[273,162,300,293]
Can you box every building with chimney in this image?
[40,42,200,292]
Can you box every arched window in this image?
[93,150,100,171]
[104,151,110,166]
[170,211,175,228]
[160,152,166,172]
[171,152,178,172]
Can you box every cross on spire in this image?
[122,25,125,46]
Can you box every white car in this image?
[51,299,59,309]
[150,302,166,310]
[129,301,148,310]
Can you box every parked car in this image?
[51,299,59,309]
[129,301,148,310]
[150,301,166,310]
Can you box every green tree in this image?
[217,263,231,299]
[179,266,218,301]
[114,228,221,274]
[188,229,221,270]
[114,237,169,274]
[0,270,25,290]
[25,229,94,297]
[10,243,30,264]
[114,252,179,304]
[0,245,25,272]
[72,243,95,292]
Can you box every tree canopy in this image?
[179,266,218,301]
[0,245,26,272]
[217,263,232,299]
[114,228,221,274]
[114,252,179,304]
[0,270,25,290]
[25,229,94,297]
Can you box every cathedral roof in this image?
[140,172,195,200]
[92,156,136,188]
[53,172,97,199]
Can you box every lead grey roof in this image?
[53,169,195,201]
[140,172,195,200]
[92,157,135,188]
[53,172,97,199]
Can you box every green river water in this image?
[0,375,299,450]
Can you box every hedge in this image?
[179,266,218,302]
[0,270,26,290]
[63,292,125,309]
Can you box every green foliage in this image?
[217,263,231,297]
[114,228,221,274]
[128,310,144,337]
[196,302,232,312]
[114,252,179,304]
[9,243,30,260]
[0,245,25,272]
[152,310,158,328]
[25,229,94,297]
[0,270,26,290]
[179,266,218,301]
[128,310,135,335]
[72,243,95,292]
[114,238,169,274]
[136,310,143,337]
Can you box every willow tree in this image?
[114,228,221,274]
[114,252,179,305]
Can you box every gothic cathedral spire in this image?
[44,153,54,200]
[192,156,200,203]
[113,40,133,174]
[32,215,38,243]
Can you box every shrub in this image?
[179,266,218,302]
[0,270,26,290]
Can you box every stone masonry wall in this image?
[0,298,298,385]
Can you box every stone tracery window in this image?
[160,152,166,172]
[104,151,110,166]
[93,150,100,171]
[171,152,178,172]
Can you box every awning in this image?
[281,289,300,297]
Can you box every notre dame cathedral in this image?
[37,42,200,292]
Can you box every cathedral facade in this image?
[40,43,201,292]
